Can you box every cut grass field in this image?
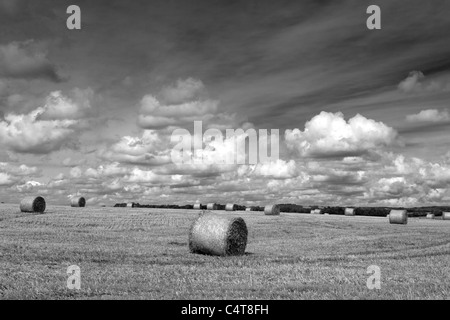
[0,203,449,299]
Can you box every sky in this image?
[1,0,450,207]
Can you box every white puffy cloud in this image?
[406,109,450,123]
[0,89,94,154]
[0,40,61,81]
[98,130,172,166]
[285,111,398,158]
[38,89,95,120]
[0,107,77,153]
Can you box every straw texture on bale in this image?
[389,210,408,225]
[193,203,202,210]
[345,208,355,216]
[207,203,218,210]
[20,196,46,213]
[189,214,248,256]
[443,212,450,220]
[426,213,435,219]
[70,197,86,207]
[225,203,237,211]
[264,204,280,215]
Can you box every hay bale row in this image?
[389,210,408,225]
[264,204,280,216]
[71,197,86,207]
[344,208,355,216]
[225,203,237,211]
[207,203,218,210]
[189,213,248,256]
[193,203,202,210]
[20,196,46,213]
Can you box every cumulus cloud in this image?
[0,89,95,154]
[398,71,450,93]
[406,109,450,123]
[0,162,40,186]
[138,94,219,129]
[285,111,398,158]
[138,78,244,130]
[398,71,424,93]
[38,89,95,120]
[0,40,62,82]
[98,130,172,166]
[0,108,77,153]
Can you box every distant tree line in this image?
[113,202,448,217]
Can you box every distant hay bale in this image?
[207,203,218,210]
[426,213,435,219]
[245,208,251,211]
[389,210,408,225]
[443,212,450,220]
[189,213,248,256]
[193,203,202,210]
[345,208,355,216]
[311,209,322,214]
[264,204,280,215]
[70,197,86,207]
[20,196,46,213]
[225,203,237,211]
[126,203,133,208]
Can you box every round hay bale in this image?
[389,210,408,225]
[70,197,86,207]
[345,208,355,216]
[193,203,202,210]
[189,214,248,256]
[126,202,133,208]
[442,212,450,220]
[245,207,251,211]
[207,203,218,210]
[225,203,237,211]
[426,213,435,219]
[20,196,46,213]
[311,209,321,214]
[264,204,280,215]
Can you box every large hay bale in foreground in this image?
[443,212,450,220]
[426,213,435,219]
[70,197,86,207]
[345,208,355,216]
[193,203,202,210]
[225,203,237,211]
[264,204,280,215]
[20,196,46,213]
[389,210,408,225]
[189,214,248,256]
[206,203,218,210]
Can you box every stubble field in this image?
[0,203,449,299]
